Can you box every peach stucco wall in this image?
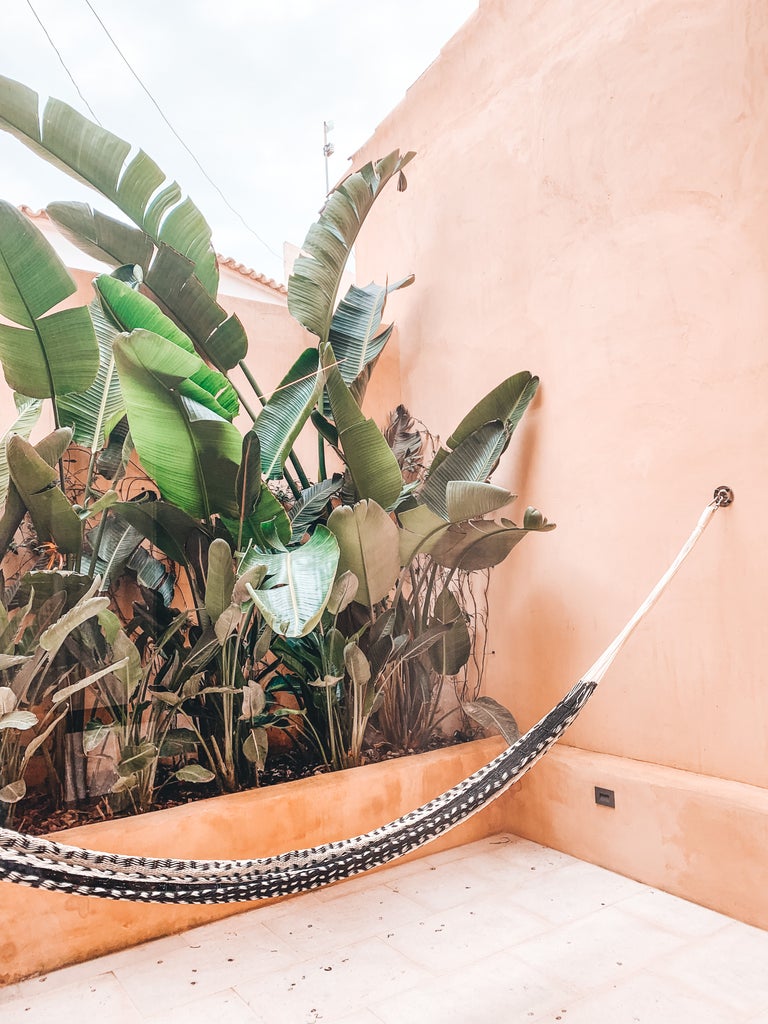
[352,0,768,921]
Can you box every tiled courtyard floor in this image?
[2,833,767,1023]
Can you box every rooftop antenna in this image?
[323,120,335,194]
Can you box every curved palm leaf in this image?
[289,476,344,543]
[288,150,415,344]
[447,372,540,450]
[326,275,414,407]
[141,245,248,372]
[430,372,540,476]
[0,203,98,398]
[239,526,340,638]
[445,482,515,522]
[429,507,556,571]
[321,343,403,509]
[112,331,242,519]
[86,515,141,589]
[421,423,508,520]
[253,349,324,479]
[463,696,520,745]
[47,201,154,270]
[0,76,217,294]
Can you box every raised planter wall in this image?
[0,737,509,986]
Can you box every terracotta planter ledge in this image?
[0,736,510,986]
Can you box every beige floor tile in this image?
[529,970,740,1024]
[0,932,191,1005]
[144,986,260,1023]
[235,935,434,1024]
[652,921,768,1016]
[112,921,298,1017]
[262,882,425,958]
[468,834,577,875]
[381,852,497,912]
[380,894,550,973]
[513,903,689,991]
[334,1011,388,1024]
[0,972,141,1024]
[502,857,648,925]
[619,886,735,937]
[368,946,577,1024]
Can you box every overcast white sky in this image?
[0,0,477,281]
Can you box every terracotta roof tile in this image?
[216,254,287,295]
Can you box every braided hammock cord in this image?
[0,499,724,904]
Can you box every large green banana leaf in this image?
[421,423,509,520]
[0,76,218,295]
[447,372,540,450]
[112,331,242,519]
[48,201,154,271]
[95,276,238,421]
[55,269,142,448]
[429,507,556,571]
[142,245,248,372]
[0,202,98,398]
[0,395,42,511]
[253,349,324,479]
[327,275,414,388]
[327,499,400,609]
[288,150,415,344]
[239,526,339,638]
[430,372,540,477]
[321,343,403,509]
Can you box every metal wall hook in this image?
[713,486,734,507]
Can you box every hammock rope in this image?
[0,489,732,903]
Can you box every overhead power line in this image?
[82,0,283,263]
[25,0,102,124]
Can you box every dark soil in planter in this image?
[13,730,480,837]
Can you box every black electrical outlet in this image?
[594,786,615,808]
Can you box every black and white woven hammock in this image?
[0,492,731,903]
